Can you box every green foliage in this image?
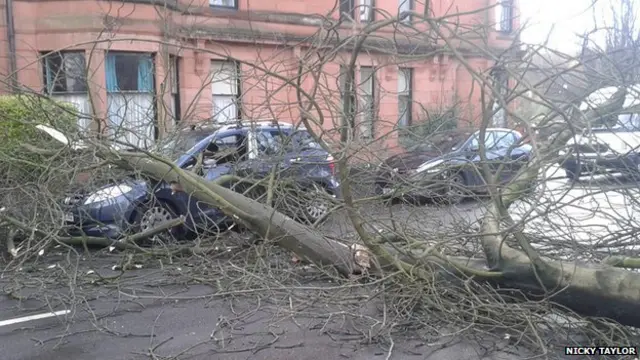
[398,106,458,149]
[0,95,79,180]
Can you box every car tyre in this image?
[444,173,465,205]
[300,184,333,225]
[133,198,190,245]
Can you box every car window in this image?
[255,129,322,156]
[158,132,210,157]
[618,113,640,129]
[468,132,497,149]
[494,131,517,149]
[255,131,281,155]
[414,133,470,152]
[290,130,322,150]
[211,134,240,150]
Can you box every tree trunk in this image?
[113,155,370,277]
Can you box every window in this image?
[359,67,376,138]
[494,131,517,149]
[210,0,237,9]
[340,0,355,21]
[491,67,508,127]
[468,131,515,150]
[105,52,156,149]
[495,0,514,33]
[206,133,247,164]
[42,51,92,133]
[106,52,154,93]
[211,61,241,123]
[360,0,373,22]
[258,130,323,155]
[618,113,640,129]
[399,0,412,23]
[170,56,181,123]
[339,65,357,128]
[398,68,412,127]
[43,52,87,94]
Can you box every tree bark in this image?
[111,155,370,277]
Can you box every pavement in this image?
[0,165,637,359]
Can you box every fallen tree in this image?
[14,86,640,332]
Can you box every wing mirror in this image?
[468,144,480,152]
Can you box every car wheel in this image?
[136,199,188,245]
[301,184,333,224]
[445,173,465,205]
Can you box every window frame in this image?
[491,67,509,127]
[170,55,181,123]
[397,67,413,127]
[209,0,238,10]
[359,66,376,138]
[105,52,155,93]
[340,0,355,22]
[359,0,374,23]
[339,65,357,128]
[495,0,514,34]
[211,60,242,123]
[398,0,413,23]
[42,51,88,94]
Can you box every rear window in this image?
[256,129,323,155]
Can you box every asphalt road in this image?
[1,166,638,360]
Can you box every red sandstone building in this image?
[0,0,519,150]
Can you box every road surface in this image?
[0,166,636,360]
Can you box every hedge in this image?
[0,95,79,180]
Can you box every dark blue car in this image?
[375,128,533,203]
[61,121,340,242]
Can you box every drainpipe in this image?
[5,0,18,92]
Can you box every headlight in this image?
[415,159,444,173]
[83,184,133,205]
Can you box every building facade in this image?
[0,0,520,151]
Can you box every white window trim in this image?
[399,0,412,23]
[360,0,373,22]
[211,60,240,123]
[359,67,375,138]
[210,0,236,8]
[398,68,412,127]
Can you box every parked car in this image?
[375,128,534,203]
[58,120,340,242]
[558,85,640,181]
[559,126,640,181]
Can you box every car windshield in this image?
[412,132,469,153]
[157,132,211,157]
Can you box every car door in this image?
[193,132,246,225]
[464,131,510,186]
[505,132,533,181]
[236,129,292,179]
[490,130,519,183]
